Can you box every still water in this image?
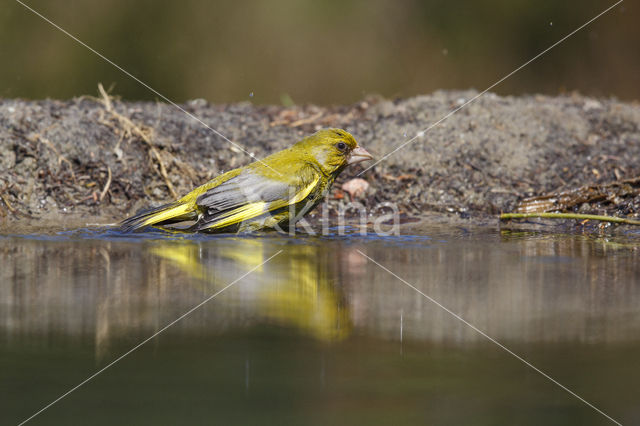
[1,225,639,425]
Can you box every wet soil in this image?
[1,90,639,228]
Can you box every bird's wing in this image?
[194,166,321,231]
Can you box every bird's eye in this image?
[336,141,347,152]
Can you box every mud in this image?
[1,90,639,228]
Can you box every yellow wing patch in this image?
[206,201,269,229]
[290,175,320,203]
[141,203,193,227]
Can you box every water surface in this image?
[1,225,639,425]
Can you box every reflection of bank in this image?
[148,238,351,342]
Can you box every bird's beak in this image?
[348,146,373,165]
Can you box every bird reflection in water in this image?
[146,237,352,342]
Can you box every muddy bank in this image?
[1,90,639,228]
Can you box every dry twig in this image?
[99,166,112,202]
[500,212,640,226]
[97,83,178,198]
[515,177,640,214]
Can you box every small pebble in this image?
[342,178,370,199]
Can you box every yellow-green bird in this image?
[120,128,373,233]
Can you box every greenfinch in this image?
[120,128,373,233]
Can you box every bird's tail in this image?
[120,201,197,232]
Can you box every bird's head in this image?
[299,128,373,175]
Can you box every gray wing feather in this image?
[196,171,290,212]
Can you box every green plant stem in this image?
[500,212,640,226]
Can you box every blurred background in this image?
[2,0,638,104]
